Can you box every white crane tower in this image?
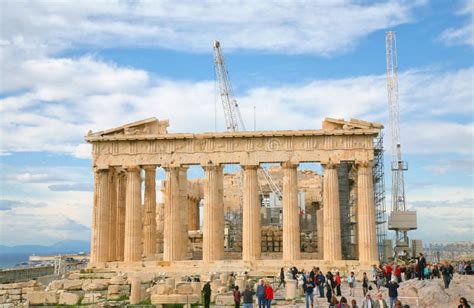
[385,31,417,254]
[213,40,283,200]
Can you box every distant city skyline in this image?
[0,0,472,246]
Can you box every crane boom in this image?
[213,40,282,200]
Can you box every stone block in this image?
[81,292,102,304]
[59,292,80,305]
[215,294,234,305]
[176,283,193,295]
[109,275,127,285]
[150,284,172,295]
[9,294,21,300]
[25,291,58,305]
[0,284,15,290]
[49,280,64,290]
[82,279,108,291]
[6,289,21,295]
[165,278,175,288]
[68,273,81,279]
[151,294,199,304]
[63,279,84,290]
[22,286,43,294]
[191,281,201,295]
[217,286,227,294]
[107,284,129,300]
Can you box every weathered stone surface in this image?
[107,284,129,300]
[81,292,102,304]
[63,279,84,290]
[176,283,193,295]
[110,275,127,285]
[129,277,141,305]
[49,280,64,290]
[151,294,199,304]
[25,291,58,305]
[285,279,297,299]
[149,284,172,295]
[59,292,80,305]
[22,286,43,294]
[215,294,234,305]
[6,289,21,295]
[83,281,108,291]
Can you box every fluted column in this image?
[108,168,117,261]
[188,198,199,231]
[282,161,300,261]
[143,166,157,258]
[242,165,261,261]
[178,167,189,259]
[357,161,378,263]
[124,166,142,262]
[91,168,109,263]
[316,208,324,257]
[163,167,181,261]
[203,165,224,261]
[322,161,342,261]
[116,171,126,261]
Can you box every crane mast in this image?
[385,31,415,252]
[213,41,283,200]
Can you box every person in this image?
[291,266,299,280]
[326,272,335,303]
[458,297,471,308]
[335,271,342,296]
[202,281,211,308]
[385,278,399,308]
[417,253,426,280]
[374,293,388,308]
[338,296,350,308]
[376,267,384,291]
[303,276,315,308]
[234,285,241,308]
[256,279,266,308]
[385,263,392,282]
[329,297,339,308]
[241,285,255,308]
[351,299,359,308]
[394,265,401,282]
[317,270,325,298]
[423,264,431,279]
[264,281,274,308]
[459,261,466,275]
[362,272,369,296]
[394,299,402,308]
[371,265,378,283]
[441,261,454,289]
[278,267,286,288]
[347,271,356,297]
[362,294,374,308]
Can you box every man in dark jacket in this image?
[385,278,399,308]
[417,253,426,280]
[316,271,325,298]
[256,279,266,308]
[202,281,211,308]
[441,261,454,289]
[241,285,255,308]
[303,277,315,308]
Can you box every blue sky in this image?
[0,0,472,246]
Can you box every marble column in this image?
[357,161,378,263]
[282,162,300,261]
[116,171,127,261]
[203,165,224,261]
[143,166,157,258]
[124,166,142,262]
[322,161,342,261]
[188,198,199,231]
[91,168,109,263]
[108,168,117,261]
[316,208,324,257]
[163,167,181,261]
[242,165,261,261]
[178,167,189,259]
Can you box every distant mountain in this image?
[0,240,90,255]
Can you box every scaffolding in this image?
[339,162,357,259]
[373,133,388,261]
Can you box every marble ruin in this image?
[85,117,383,272]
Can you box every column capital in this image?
[321,159,340,169]
[94,165,110,172]
[355,160,373,169]
[202,164,223,171]
[124,165,141,173]
[142,165,157,171]
[241,164,259,170]
[281,161,299,169]
[162,165,180,172]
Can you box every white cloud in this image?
[0,0,423,61]
[438,1,474,47]
[424,159,474,175]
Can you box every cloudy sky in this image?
[0,0,472,246]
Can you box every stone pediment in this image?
[87,117,169,137]
[322,118,383,131]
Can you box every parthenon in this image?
[86,117,383,272]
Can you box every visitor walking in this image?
[385,278,399,308]
[374,293,388,308]
[303,276,315,308]
[441,261,454,289]
[264,281,274,308]
[241,285,255,308]
[417,253,426,280]
[233,286,241,308]
[202,281,211,308]
[458,297,471,308]
[338,296,350,307]
[362,294,374,308]
[335,271,342,296]
[385,263,392,282]
[347,271,356,297]
[362,272,369,296]
[317,270,325,298]
[278,267,286,288]
[256,279,266,308]
[351,299,359,308]
[326,272,335,303]
[371,264,378,283]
